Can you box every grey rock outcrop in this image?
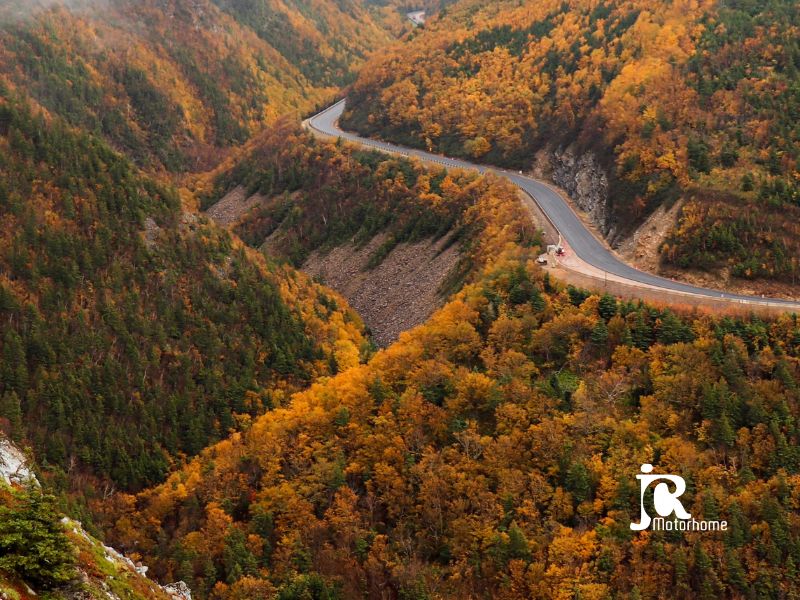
[533,145,612,239]
[0,436,37,486]
[164,581,193,600]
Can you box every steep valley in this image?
[109,145,800,599]
[199,123,537,347]
[0,0,394,174]
[0,91,369,492]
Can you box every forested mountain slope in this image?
[343,0,800,290]
[0,0,390,173]
[0,88,367,492]
[104,158,800,599]
[200,122,540,343]
[2,1,799,598]
[0,0,385,587]
[207,0,389,88]
[203,123,537,277]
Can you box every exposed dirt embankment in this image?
[616,199,799,300]
[529,147,800,299]
[617,199,684,273]
[303,234,459,347]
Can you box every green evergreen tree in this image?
[716,412,735,448]
[591,320,609,346]
[506,523,530,561]
[222,526,258,584]
[543,272,554,293]
[673,548,690,596]
[0,391,24,440]
[507,264,532,305]
[0,485,76,589]
[657,311,692,345]
[567,285,590,307]
[688,138,711,173]
[565,462,592,503]
[1,330,27,396]
[530,287,546,312]
[276,573,341,600]
[598,293,617,320]
[630,312,653,350]
[724,549,746,591]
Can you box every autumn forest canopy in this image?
[0,0,800,599]
[344,0,800,285]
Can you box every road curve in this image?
[306,99,800,310]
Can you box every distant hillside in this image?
[0,0,390,173]
[208,0,389,88]
[343,0,800,290]
[0,89,367,491]
[364,0,455,21]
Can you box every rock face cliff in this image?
[533,145,613,239]
[0,437,37,486]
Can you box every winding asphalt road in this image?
[306,99,800,309]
